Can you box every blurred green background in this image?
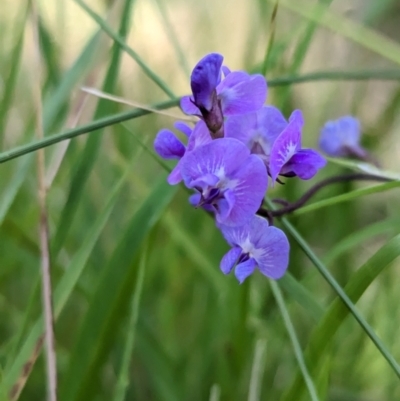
[1,0,400,400]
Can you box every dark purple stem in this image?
[257,173,391,220]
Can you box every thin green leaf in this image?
[293,181,400,216]
[324,217,400,265]
[269,280,320,401]
[2,164,130,397]
[60,177,177,401]
[0,156,32,226]
[52,0,137,254]
[282,234,400,401]
[279,273,324,321]
[270,204,400,384]
[267,69,400,87]
[163,212,227,294]
[327,157,400,181]
[113,243,147,401]
[0,8,27,149]
[0,99,180,164]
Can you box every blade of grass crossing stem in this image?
[293,181,400,216]
[113,243,147,401]
[269,281,320,401]
[0,99,180,164]
[74,0,176,99]
[60,177,177,401]
[281,233,400,401]
[51,0,136,254]
[1,165,132,397]
[323,217,400,265]
[4,66,398,164]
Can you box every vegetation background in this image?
[1,0,400,400]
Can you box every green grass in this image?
[1,0,400,400]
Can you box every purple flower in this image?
[319,116,367,159]
[219,215,289,283]
[154,120,212,185]
[269,110,326,182]
[180,53,267,138]
[225,105,287,165]
[180,138,268,226]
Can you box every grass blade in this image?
[292,181,400,216]
[51,0,137,255]
[60,177,177,401]
[270,280,320,401]
[1,165,131,397]
[0,99,180,164]
[113,243,147,401]
[282,233,400,401]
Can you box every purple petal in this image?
[180,96,201,115]
[215,189,235,224]
[222,65,231,77]
[258,106,288,143]
[218,73,267,115]
[223,154,268,226]
[235,258,257,283]
[154,129,186,159]
[269,109,304,182]
[190,53,223,111]
[254,226,289,279]
[186,120,212,152]
[225,112,258,145]
[167,159,183,185]
[225,106,287,159]
[221,215,269,249]
[319,116,362,157]
[180,138,251,187]
[174,121,192,137]
[189,193,201,206]
[220,246,241,274]
[220,215,289,280]
[280,149,326,180]
[191,173,220,189]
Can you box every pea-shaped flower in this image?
[225,105,287,165]
[181,53,267,138]
[319,116,367,159]
[219,215,290,283]
[180,138,268,226]
[154,120,212,184]
[269,110,326,182]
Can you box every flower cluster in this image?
[154,53,326,283]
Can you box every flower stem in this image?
[258,173,392,220]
